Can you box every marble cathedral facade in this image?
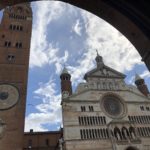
[60,54,150,150]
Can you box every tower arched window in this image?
[4,41,11,47]
[45,139,49,146]
[13,25,16,30]
[9,24,13,30]
[20,26,23,31]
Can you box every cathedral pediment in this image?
[84,65,126,80]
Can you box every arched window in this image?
[137,116,141,124]
[94,129,98,139]
[137,128,141,136]
[114,127,122,140]
[129,127,136,139]
[133,116,136,123]
[9,24,13,30]
[78,117,81,125]
[81,117,84,125]
[145,127,149,136]
[13,25,16,30]
[100,129,103,138]
[87,117,90,125]
[103,117,106,124]
[148,127,150,136]
[80,130,83,139]
[121,127,129,140]
[98,116,101,124]
[28,139,32,148]
[143,127,148,136]
[106,129,109,138]
[45,139,49,146]
[101,117,104,125]
[81,106,86,112]
[83,129,86,139]
[130,116,134,122]
[86,129,89,139]
[103,82,106,89]
[141,116,144,123]
[128,116,131,122]
[109,82,113,90]
[89,129,92,139]
[84,117,87,125]
[90,116,93,125]
[98,129,101,139]
[103,129,106,139]
[92,129,95,139]
[115,83,119,90]
[146,116,149,123]
[20,26,23,31]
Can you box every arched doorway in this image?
[0,0,150,71]
[126,146,138,150]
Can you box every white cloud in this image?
[25,1,149,132]
[140,70,150,79]
[81,11,143,72]
[29,1,65,68]
[72,19,82,36]
[65,10,144,87]
[25,78,62,131]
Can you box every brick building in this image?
[23,129,62,150]
[0,3,32,150]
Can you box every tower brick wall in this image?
[0,3,32,150]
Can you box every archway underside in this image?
[0,0,150,71]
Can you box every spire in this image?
[95,49,104,69]
[135,73,143,82]
[61,66,69,75]
[134,73,149,97]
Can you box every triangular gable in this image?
[84,65,126,80]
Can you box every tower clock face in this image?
[0,84,19,110]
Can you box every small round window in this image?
[101,94,126,118]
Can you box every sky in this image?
[0,1,150,132]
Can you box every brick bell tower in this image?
[135,74,149,97]
[60,67,72,98]
[0,3,32,150]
